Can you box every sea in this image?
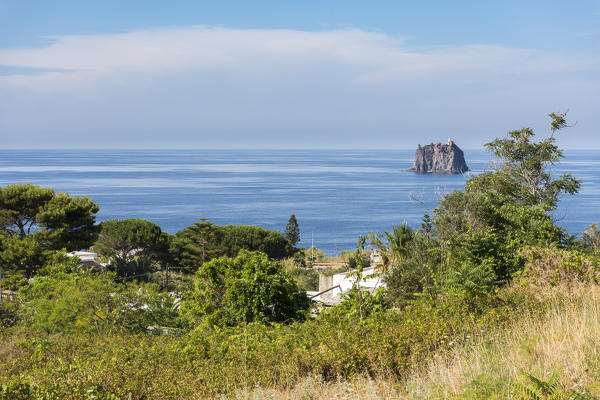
[1,149,598,255]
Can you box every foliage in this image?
[148,270,194,293]
[0,271,27,290]
[306,246,326,263]
[285,213,300,247]
[292,249,306,267]
[384,258,424,308]
[0,183,99,277]
[582,223,600,252]
[18,266,181,334]
[0,236,50,278]
[513,372,598,400]
[485,110,581,208]
[181,250,310,326]
[0,113,594,398]
[36,192,100,251]
[0,281,542,399]
[171,221,293,272]
[170,220,224,271]
[382,225,437,307]
[286,265,319,291]
[341,236,375,321]
[430,112,578,289]
[0,183,55,239]
[19,270,118,334]
[113,283,182,331]
[446,258,498,303]
[434,168,564,285]
[517,246,600,286]
[337,287,388,319]
[372,222,414,269]
[0,380,121,400]
[95,219,170,262]
[95,219,171,280]
[219,225,292,259]
[0,300,20,328]
[38,251,84,275]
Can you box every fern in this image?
[512,373,598,400]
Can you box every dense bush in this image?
[517,246,600,286]
[181,250,310,327]
[286,265,319,291]
[0,282,546,399]
[19,270,119,333]
[0,300,20,328]
[17,267,180,334]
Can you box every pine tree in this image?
[285,214,300,247]
[0,183,100,277]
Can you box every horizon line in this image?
[0,147,597,152]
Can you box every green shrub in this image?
[181,250,310,327]
[287,266,319,291]
[113,282,182,331]
[518,246,600,286]
[0,300,20,328]
[19,270,118,334]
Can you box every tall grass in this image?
[403,283,600,399]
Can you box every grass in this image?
[402,283,600,399]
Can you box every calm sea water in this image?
[0,150,598,255]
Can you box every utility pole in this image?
[311,231,314,262]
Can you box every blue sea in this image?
[0,149,598,255]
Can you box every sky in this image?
[1,0,599,149]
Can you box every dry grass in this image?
[0,328,27,362]
[403,283,600,399]
[225,376,402,400]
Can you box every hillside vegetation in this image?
[1,111,599,399]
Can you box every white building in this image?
[66,251,106,269]
[309,266,385,306]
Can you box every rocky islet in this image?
[409,139,469,174]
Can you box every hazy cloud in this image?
[1,26,598,148]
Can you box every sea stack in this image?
[409,139,469,174]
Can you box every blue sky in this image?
[1,0,599,149]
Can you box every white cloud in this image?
[0,26,599,148]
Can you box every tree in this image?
[582,224,600,252]
[372,222,414,268]
[181,250,310,326]
[0,184,54,239]
[0,184,100,277]
[219,225,292,259]
[94,218,171,279]
[171,222,293,272]
[432,112,577,284]
[284,214,300,247]
[485,110,581,208]
[170,221,225,272]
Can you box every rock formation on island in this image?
[409,139,469,174]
